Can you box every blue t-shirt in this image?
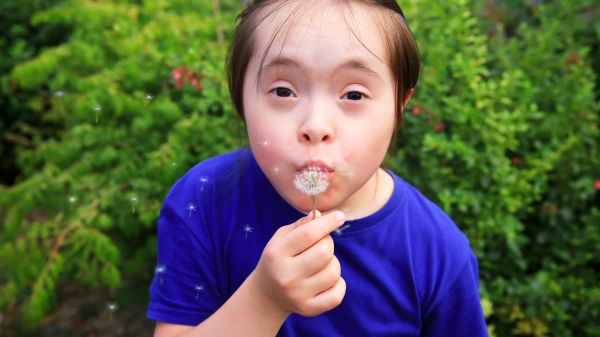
[146,149,488,336]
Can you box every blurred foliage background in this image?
[0,0,598,336]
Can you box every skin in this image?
[154,2,412,336]
[246,1,398,220]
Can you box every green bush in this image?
[396,0,599,336]
[1,0,599,336]
[0,0,244,330]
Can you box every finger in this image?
[275,212,315,238]
[291,210,321,230]
[306,277,346,315]
[283,211,345,256]
[292,235,335,276]
[304,256,341,294]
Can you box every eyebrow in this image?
[261,56,384,82]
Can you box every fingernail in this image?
[335,211,345,221]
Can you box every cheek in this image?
[246,119,292,175]
[342,114,394,159]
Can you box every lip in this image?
[297,160,334,173]
[296,160,336,186]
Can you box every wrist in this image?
[246,270,290,323]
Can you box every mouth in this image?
[294,160,334,196]
[297,160,334,173]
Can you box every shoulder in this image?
[400,180,471,253]
[394,176,478,315]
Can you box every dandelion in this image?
[200,177,208,192]
[294,168,329,217]
[194,284,204,300]
[107,302,118,321]
[94,105,102,124]
[155,265,167,285]
[187,203,197,218]
[335,224,351,236]
[54,91,66,115]
[67,195,77,210]
[243,225,253,239]
[130,195,138,214]
[144,94,153,108]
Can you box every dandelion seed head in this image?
[68,196,77,204]
[54,90,65,97]
[195,284,204,291]
[188,203,197,211]
[107,303,118,311]
[145,94,153,101]
[94,105,102,112]
[294,168,329,196]
[130,195,138,202]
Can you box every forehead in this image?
[251,1,389,71]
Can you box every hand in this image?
[250,211,347,317]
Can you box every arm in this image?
[153,211,348,337]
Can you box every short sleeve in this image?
[146,185,223,326]
[422,252,489,337]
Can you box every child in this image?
[147,0,488,336]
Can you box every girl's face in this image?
[243,3,398,218]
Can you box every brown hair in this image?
[227,0,420,129]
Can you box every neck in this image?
[338,168,394,220]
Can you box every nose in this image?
[298,104,334,144]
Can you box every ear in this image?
[402,88,414,111]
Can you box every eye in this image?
[344,91,365,101]
[271,87,294,97]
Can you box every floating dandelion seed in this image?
[195,284,204,300]
[54,91,66,115]
[130,195,138,214]
[335,224,351,236]
[155,265,166,285]
[294,168,329,217]
[68,196,77,210]
[243,225,253,239]
[261,140,270,147]
[94,105,102,124]
[187,203,197,218]
[144,94,153,108]
[273,166,281,174]
[200,177,208,192]
[171,162,177,169]
[107,302,118,321]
